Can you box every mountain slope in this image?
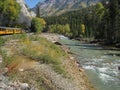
[16,0,36,26]
[32,0,102,17]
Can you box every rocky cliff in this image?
[32,0,102,17]
[16,0,36,26]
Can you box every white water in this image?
[60,37,120,90]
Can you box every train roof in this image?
[0,26,22,30]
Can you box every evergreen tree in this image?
[108,0,119,43]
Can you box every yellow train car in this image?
[0,27,23,35]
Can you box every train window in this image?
[1,28,3,31]
[0,28,6,32]
[2,28,6,31]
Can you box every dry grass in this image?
[0,34,68,89]
[20,35,67,76]
[1,34,67,76]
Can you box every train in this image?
[0,27,23,35]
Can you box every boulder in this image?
[54,42,62,45]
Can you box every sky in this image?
[25,0,44,8]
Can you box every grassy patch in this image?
[0,36,5,46]
[29,35,40,41]
[0,51,13,67]
[52,65,67,77]
[9,69,51,90]
[9,33,27,41]
[20,35,67,76]
[0,50,18,73]
[0,34,67,76]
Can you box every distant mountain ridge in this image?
[32,0,102,17]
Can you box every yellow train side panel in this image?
[0,31,6,34]
[14,30,22,34]
[0,27,23,35]
[6,30,14,34]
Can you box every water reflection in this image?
[104,53,120,57]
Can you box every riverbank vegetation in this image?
[0,34,66,76]
[31,17,46,33]
[0,33,95,90]
[44,0,120,46]
[0,34,67,89]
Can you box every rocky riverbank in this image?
[0,33,95,90]
[0,60,31,90]
[40,33,95,90]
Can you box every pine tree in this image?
[108,0,119,43]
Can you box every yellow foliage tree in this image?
[81,24,85,34]
[31,17,46,33]
[0,0,20,26]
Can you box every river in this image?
[59,36,120,90]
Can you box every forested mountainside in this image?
[44,0,120,45]
[32,0,103,16]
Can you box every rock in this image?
[5,86,14,90]
[6,81,31,90]
[0,82,7,89]
[79,68,84,72]
[69,56,74,60]
[20,83,29,90]
[18,68,24,72]
[54,42,62,45]
[16,0,36,26]
[32,0,101,17]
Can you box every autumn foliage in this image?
[31,17,46,33]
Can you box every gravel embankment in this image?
[40,33,95,90]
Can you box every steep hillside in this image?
[32,0,102,16]
[16,0,36,26]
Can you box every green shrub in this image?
[29,35,40,41]
[1,51,14,67]
[37,53,60,65]
[52,65,66,77]
[0,36,5,46]
[20,36,66,75]
[31,17,46,33]
[21,47,38,59]
[12,33,27,40]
